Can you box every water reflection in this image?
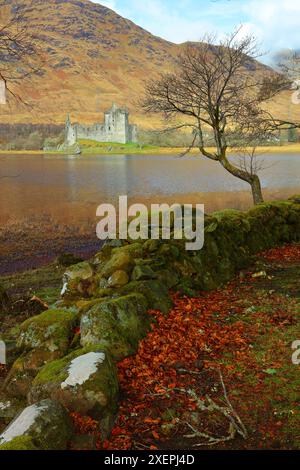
[0,153,299,226]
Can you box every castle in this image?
[63,104,138,148]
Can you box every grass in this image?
[0,263,64,304]
[1,142,300,156]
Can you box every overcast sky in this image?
[93,0,300,63]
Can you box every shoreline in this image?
[0,143,300,156]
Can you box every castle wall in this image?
[65,105,138,145]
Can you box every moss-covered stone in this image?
[29,348,118,430]
[80,293,150,359]
[0,399,73,450]
[99,251,133,278]
[107,270,129,287]
[4,349,60,398]
[131,265,156,281]
[143,239,160,252]
[120,280,172,314]
[0,435,38,450]
[17,309,77,354]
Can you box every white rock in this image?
[61,352,105,389]
[61,282,68,296]
[0,403,46,444]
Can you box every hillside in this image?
[0,0,299,128]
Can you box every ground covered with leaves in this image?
[70,244,300,450]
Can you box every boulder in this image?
[61,261,94,297]
[131,264,157,281]
[16,309,76,355]
[120,280,172,314]
[107,270,129,287]
[4,309,77,397]
[0,395,25,424]
[143,239,160,253]
[4,348,69,398]
[29,348,118,433]
[64,261,94,281]
[0,399,73,450]
[0,435,38,450]
[80,294,150,359]
[131,265,156,281]
[99,251,133,278]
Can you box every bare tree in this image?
[0,0,43,102]
[0,1,43,179]
[142,29,280,205]
[260,50,300,133]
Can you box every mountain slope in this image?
[0,0,298,128]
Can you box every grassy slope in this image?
[0,0,299,129]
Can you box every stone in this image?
[131,265,156,281]
[0,399,73,450]
[0,340,22,368]
[80,294,150,360]
[156,269,179,289]
[62,105,138,146]
[143,239,160,252]
[28,348,118,429]
[16,309,76,355]
[4,345,75,398]
[107,270,129,287]
[113,243,144,259]
[61,261,94,297]
[99,251,133,278]
[64,262,94,281]
[0,435,38,450]
[0,395,25,424]
[120,280,172,315]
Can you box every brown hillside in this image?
[0,0,299,128]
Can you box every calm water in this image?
[0,152,300,225]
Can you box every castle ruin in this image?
[63,103,138,147]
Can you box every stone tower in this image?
[62,104,138,147]
[65,114,77,147]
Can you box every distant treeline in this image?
[0,123,298,151]
[0,124,64,150]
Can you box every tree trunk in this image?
[217,151,264,206]
[250,175,264,205]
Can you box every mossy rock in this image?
[0,395,25,424]
[4,348,71,398]
[80,294,150,359]
[131,265,156,281]
[107,270,129,287]
[0,399,73,450]
[0,435,38,450]
[29,348,118,429]
[155,269,179,289]
[112,243,144,259]
[64,261,94,281]
[143,239,160,252]
[17,309,77,354]
[120,280,172,314]
[99,250,134,278]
